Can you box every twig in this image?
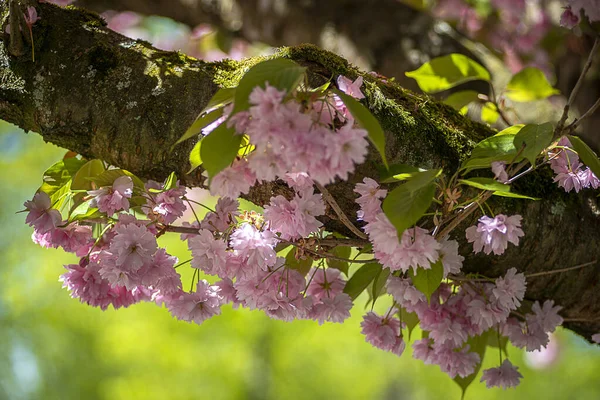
[568,96,600,132]
[526,260,597,278]
[315,182,368,239]
[554,36,600,138]
[436,192,492,239]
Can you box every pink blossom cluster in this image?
[354,178,462,275]
[550,137,599,193]
[207,77,370,199]
[466,214,524,256]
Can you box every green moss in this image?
[63,6,107,28]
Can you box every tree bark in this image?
[2,3,600,341]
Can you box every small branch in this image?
[555,36,600,138]
[315,182,368,239]
[568,96,600,132]
[436,192,492,239]
[8,0,25,57]
[526,260,597,278]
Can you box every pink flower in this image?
[592,333,600,344]
[439,238,464,277]
[248,83,286,118]
[143,180,187,224]
[481,359,523,389]
[337,76,365,100]
[306,268,346,302]
[491,161,509,183]
[567,0,600,22]
[412,339,434,363]
[139,248,181,294]
[311,293,353,325]
[209,158,256,199]
[166,280,222,324]
[492,268,526,311]
[24,192,62,234]
[530,300,563,333]
[264,189,325,240]
[360,312,405,356]
[386,276,426,312]
[109,222,157,271]
[554,171,583,192]
[24,7,40,28]
[433,344,481,378]
[560,6,580,28]
[354,178,387,223]
[230,223,278,272]
[283,172,314,191]
[465,214,524,255]
[188,229,228,276]
[200,197,239,233]
[89,175,134,215]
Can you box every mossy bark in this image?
[1,3,600,341]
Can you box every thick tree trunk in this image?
[1,3,600,341]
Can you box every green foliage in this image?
[382,169,440,238]
[513,123,554,166]
[405,54,491,93]
[379,164,424,183]
[408,260,444,302]
[370,267,391,307]
[71,159,105,190]
[188,138,203,172]
[203,87,236,112]
[91,169,145,191]
[175,107,223,146]
[481,102,499,125]
[568,135,600,179]
[399,307,420,341]
[232,59,306,114]
[462,125,524,171]
[343,263,383,300]
[505,67,559,102]
[444,90,480,114]
[327,246,351,275]
[454,331,490,399]
[459,177,510,192]
[285,248,313,276]
[332,88,388,167]
[200,123,242,180]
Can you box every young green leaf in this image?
[453,331,489,399]
[203,87,236,113]
[233,59,306,113]
[69,200,101,222]
[41,158,87,195]
[568,135,600,179]
[462,125,524,172]
[285,249,313,276]
[459,177,511,192]
[513,122,554,166]
[481,102,499,125]
[379,164,422,183]
[162,172,178,191]
[200,123,243,179]
[91,169,145,191]
[332,88,388,168]
[188,138,203,173]
[175,108,224,146]
[405,54,491,93]
[408,260,444,302]
[382,169,440,237]
[491,191,539,200]
[399,307,420,341]
[505,67,560,102]
[71,159,105,190]
[444,90,480,114]
[326,246,352,275]
[343,263,383,300]
[370,267,391,306]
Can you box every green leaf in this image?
[203,87,236,113]
[71,159,105,190]
[69,200,102,222]
[175,108,224,146]
[343,263,383,301]
[568,135,600,179]
[408,260,444,302]
[379,163,423,183]
[200,123,243,179]
[285,249,313,276]
[40,158,87,196]
[327,246,352,275]
[481,102,499,125]
[399,307,420,341]
[505,67,560,102]
[444,90,479,113]
[91,169,145,191]
[163,172,178,191]
[462,125,524,171]
[459,177,510,192]
[332,88,388,167]
[188,139,203,173]
[513,122,554,166]
[370,267,391,306]
[453,331,489,399]
[382,169,440,237]
[491,191,539,200]
[405,54,491,93]
[487,331,508,353]
[233,59,306,114]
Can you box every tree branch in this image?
[2,3,600,341]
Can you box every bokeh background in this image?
[2,6,600,400]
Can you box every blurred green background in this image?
[2,122,600,400]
